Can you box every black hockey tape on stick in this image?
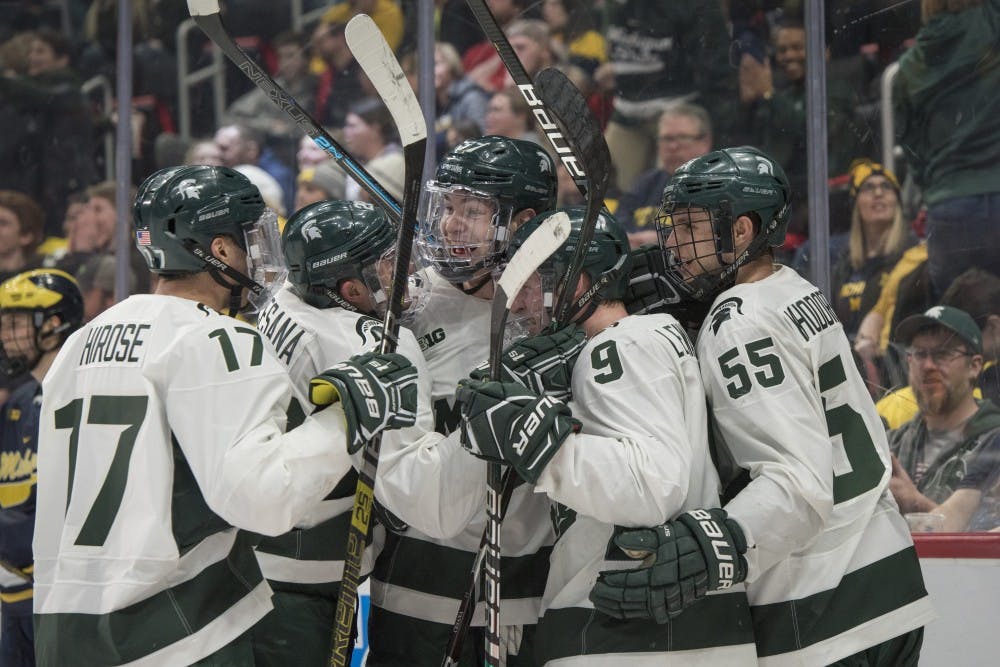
[322,15,428,667]
[186,0,402,222]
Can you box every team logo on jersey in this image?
[301,221,323,242]
[177,179,203,200]
[710,297,744,335]
[356,316,384,346]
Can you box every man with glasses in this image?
[888,306,1000,518]
[615,103,713,248]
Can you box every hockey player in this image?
[456,208,758,665]
[0,269,82,667]
[32,166,418,666]
[250,199,436,666]
[590,147,936,665]
[366,136,558,665]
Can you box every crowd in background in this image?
[0,0,998,534]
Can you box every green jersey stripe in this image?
[34,532,264,666]
[536,591,755,663]
[374,533,551,600]
[753,546,927,657]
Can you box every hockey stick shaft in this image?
[465,0,589,196]
[325,16,427,667]
[443,214,571,667]
[186,0,402,222]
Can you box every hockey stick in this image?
[319,14,427,667]
[442,213,572,667]
[186,0,402,222]
[534,68,613,325]
[465,0,590,197]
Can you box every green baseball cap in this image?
[895,305,983,354]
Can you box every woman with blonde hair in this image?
[832,159,916,339]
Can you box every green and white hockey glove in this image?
[624,245,710,327]
[456,379,579,484]
[310,351,418,454]
[472,324,587,402]
[589,508,748,624]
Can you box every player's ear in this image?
[732,215,756,248]
[510,208,538,233]
[339,278,367,309]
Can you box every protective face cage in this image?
[241,209,289,315]
[506,268,557,344]
[416,182,514,283]
[0,311,47,376]
[654,202,741,303]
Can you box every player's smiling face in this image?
[440,191,499,260]
[662,206,722,279]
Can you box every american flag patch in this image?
[136,229,151,246]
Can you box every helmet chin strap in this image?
[181,238,264,317]
[459,271,493,296]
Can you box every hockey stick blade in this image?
[186,0,402,221]
[465,0,588,194]
[328,15,427,667]
[443,213,570,667]
[534,67,613,325]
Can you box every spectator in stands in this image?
[444,117,482,152]
[432,42,489,157]
[296,134,330,172]
[74,253,137,323]
[503,19,555,88]
[462,0,528,93]
[894,0,1000,298]
[359,151,405,204]
[484,87,540,145]
[184,139,224,167]
[294,161,347,213]
[437,0,483,58]
[877,268,1000,429]
[555,162,584,208]
[321,0,404,52]
[235,165,287,219]
[596,1,734,193]
[615,103,712,248]
[223,31,317,146]
[0,28,96,238]
[828,160,916,340]
[887,306,1000,514]
[342,99,400,201]
[311,17,366,129]
[214,123,295,216]
[541,0,606,76]
[0,191,44,284]
[735,18,866,252]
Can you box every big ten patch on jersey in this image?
[416,327,445,352]
[77,322,152,367]
[256,299,307,365]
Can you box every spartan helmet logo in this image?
[300,221,323,242]
[756,159,774,176]
[538,153,551,173]
[177,179,203,200]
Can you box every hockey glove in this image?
[309,351,418,454]
[589,508,748,624]
[624,245,711,327]
[456,379,579,484]
[471,324,587,402]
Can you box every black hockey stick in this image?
[186,0,402,222]
[465,0,591,198]
[534,68,613,325]
[442,213,572,667]
[325,14,426,667]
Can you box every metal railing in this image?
[177,17,227,139]
[880,61,901,175]
[82,74,114,181]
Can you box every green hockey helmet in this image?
[0,269,83,376]
[655,146,791,301]
[418,136,557,283]
[282,199,397,314]
[133,165,287,315]
[507,206,632,333]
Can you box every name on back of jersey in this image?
[78,322,151,367]
[257,300,305,365]
[784,289,839,343]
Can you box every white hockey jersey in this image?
[33,295,355,667]
[368,268,556,661]
[698,266,935,666]
[252,284,436,589]
[532,312,757,666]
